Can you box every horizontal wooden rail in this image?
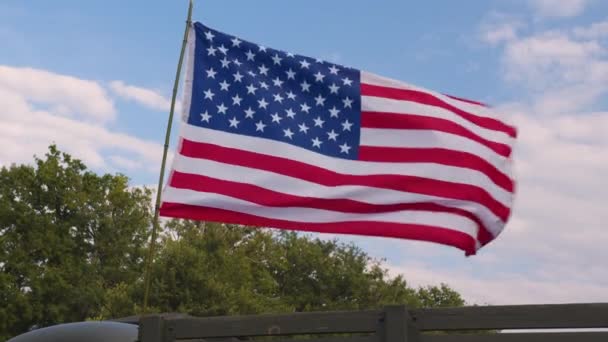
[135,303,608,342]
[420,331,608,342]
[411,303,608,331]
[166,309,382,339]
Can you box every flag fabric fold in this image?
[159,21,517,255]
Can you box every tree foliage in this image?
[0,146,465,340]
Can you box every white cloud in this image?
[530,0,589,18]
[503,32,604,88]
[387,260,608,305]
[0,65,165,174]
[0,65,116,122]
[109,80,172,112]
[573,19,608,39]
[479,13,524,45]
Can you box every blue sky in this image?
[1,0,608,305]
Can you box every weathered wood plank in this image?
[382,306,418,342]
[139,316,166,342]
[419,332,608,342]
[411,303,608,330]
[169,310,383,339]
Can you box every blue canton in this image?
[187,22,361,159]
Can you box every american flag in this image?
[159,22,517,255]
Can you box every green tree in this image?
[145,220,466,317]
[0,145,152,340]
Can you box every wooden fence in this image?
[133,303,608,342]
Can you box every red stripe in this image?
[358,146,513,193]
[361,111,512,157]
[169,170,495,241]
[361,83,517,138]
[159,202,479,255]
[443,94,488,107]
[179,139,511,221]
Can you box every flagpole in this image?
[142,0,194,314]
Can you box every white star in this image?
[313,116,325,128]
[246,84,258,94]
[217,103,228,115]
[244,107,255,119]
[200,111,211,122]
[233,58,242,66]
[342,97,353,108]
[328,83,340,94]
[259,81,269,90]
[286,91,297,100]
[218,44,228,55]
[315,94,326,106]
[299,59,311,69]
[285,108,296,118]
[285,69,296,80]
[329,65,339,75]
[229,117,240,128]
[258,64,269,76]
[339,143,351,154]
[220,57,231,68]
[231,37,242,47]
[341,119,353,131]
[311,137,322,148]
[247,70,256,77]
[206,68,217,79]
[233,71,244,82]
[207,46,217,56]
[232,94,243,106]
[314,71,325,82]
[219,80,230,91]
[300,80,311,92]
[342,77,353,86]
[245,50,256,61]
[271,112,282,123]
[283,128,294,139]
[204,31,215,41]
[273,93,284,103]
[287,52,295,57]
[272,54,283,65]
[298,122,309,133]
[327,129,339,141]
[259,45,267,52]
[329,106,340,118]
[272,77,284,87]
[203,89,215,100]
[300,103,311,113]
[255,120,266,132]
[258,98,269,109]
[315,58,324,63]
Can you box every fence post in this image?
[139,315,167,342]
[383,306,420,342]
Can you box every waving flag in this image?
[159,22,517,255]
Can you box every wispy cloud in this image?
[529,0,590,18]
[0,65,116,122]
[109,80,173,112]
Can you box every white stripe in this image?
[170,154,505,235]
[179,123,514,205]
[362,96,514,146]
[162,187,480,238]
[180,24,196,122]
[361,128,507,170]
[361,71,516,127]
